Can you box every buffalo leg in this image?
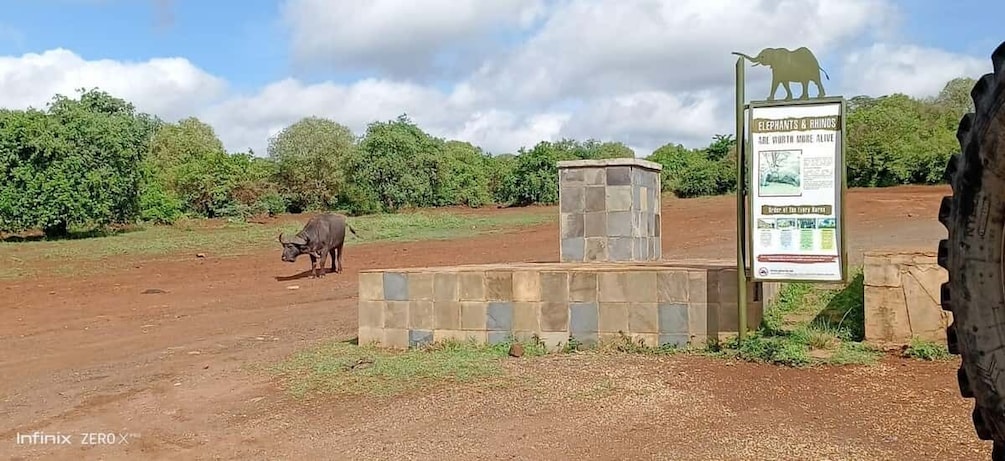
[317,251,328,278]
[309,253,318,278]
[336,245,344,273]
[329,247,338,273]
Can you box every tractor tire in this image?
[939,40,1005,460]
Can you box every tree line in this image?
[0,77,975,237]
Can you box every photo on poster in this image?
[816,218,836,229]
[776,218,796,229]
[758,149,803,197]
[798,218,816,229]
[756,218,776,229]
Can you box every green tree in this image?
[342,114,443,214]
[0,88,160,236]
[267,116,357,212]
[434,140,493,207]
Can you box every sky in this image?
[0,0,1000,157]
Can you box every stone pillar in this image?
[556,158,663,262]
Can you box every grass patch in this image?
[711,268,881,367]
[270,337,548,398]
[0,209,553,280]
[902,337,952,361]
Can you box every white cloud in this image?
[0,48,226,120]
[462,0,896,108]
[841,43,989,98]
[280,0,546,79]
[0,0,993,159]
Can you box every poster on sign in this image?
[748,99,846,282]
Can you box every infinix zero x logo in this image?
[16,431,137,445]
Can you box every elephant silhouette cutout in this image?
[733,47,830,101]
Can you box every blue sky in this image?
[0,0,999,156]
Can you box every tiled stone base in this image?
[557,158,663,263]
[864,250,951,347]
[358,260,763,351]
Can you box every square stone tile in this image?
[608,238,633,261]
[540,302,570,332]
[383,329,409,349]
[512,271,541,301]
[511,331,538,343]
[433,301,461,330]
[571,331,599,348]
[408,329,433,348]
[606,210,633,237]
[718,270,739,304]
[704,270,720,304]
[540,271,569,303]
[433,329,466,343]
[657,271,689,303]
[358,272,384,301]
[357,327,381,346]
[485,271,514,301]
[585,238,607,261]
[689,303,709,336]
[628,302,659,333]
[560,185,585,213]
[513,302,540,331]
[633,333,659,348]
[640,213,651,236]
[569,272,598,302]
[561,212,585,239]
[569,302,599,335]
[658,333,689,348]
[658,303,688,334]
[358,300,385,328]
[605,186,633,212]
[459,272,486,301]
[598,272,628,302]
[462,331,488,344]
[384,301,409,329]
[561,237,585,262]
[487,301,514,331]
[408,300,434,330]
[717,302,738,332]
[408,273,434,300]
[598,302,629,333]
[585,186,607,213]
[433,273,458,301]
[460,302,487,330]
[584,168,606,186]
[633,184,642,212]
[606,166,631,186]
[625,271,657,302]
[688,270,709,303]
[584,212,607,237]
[538,332,569,352]
[487,331,512,345]
[383,272,408,301]
[560,167,584,183]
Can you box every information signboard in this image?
[748,98,846,282]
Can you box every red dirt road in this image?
[1,185,987,460]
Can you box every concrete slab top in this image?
[359,259,738,273]
[863,249,937,257]
[556,158,663,171]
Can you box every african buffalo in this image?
[278,213,359,278]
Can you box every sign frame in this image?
[745,96,848,284]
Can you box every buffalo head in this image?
[278,233,309,263]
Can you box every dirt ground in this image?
[1,185,988,460]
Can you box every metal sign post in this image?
[732,46,847,340]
